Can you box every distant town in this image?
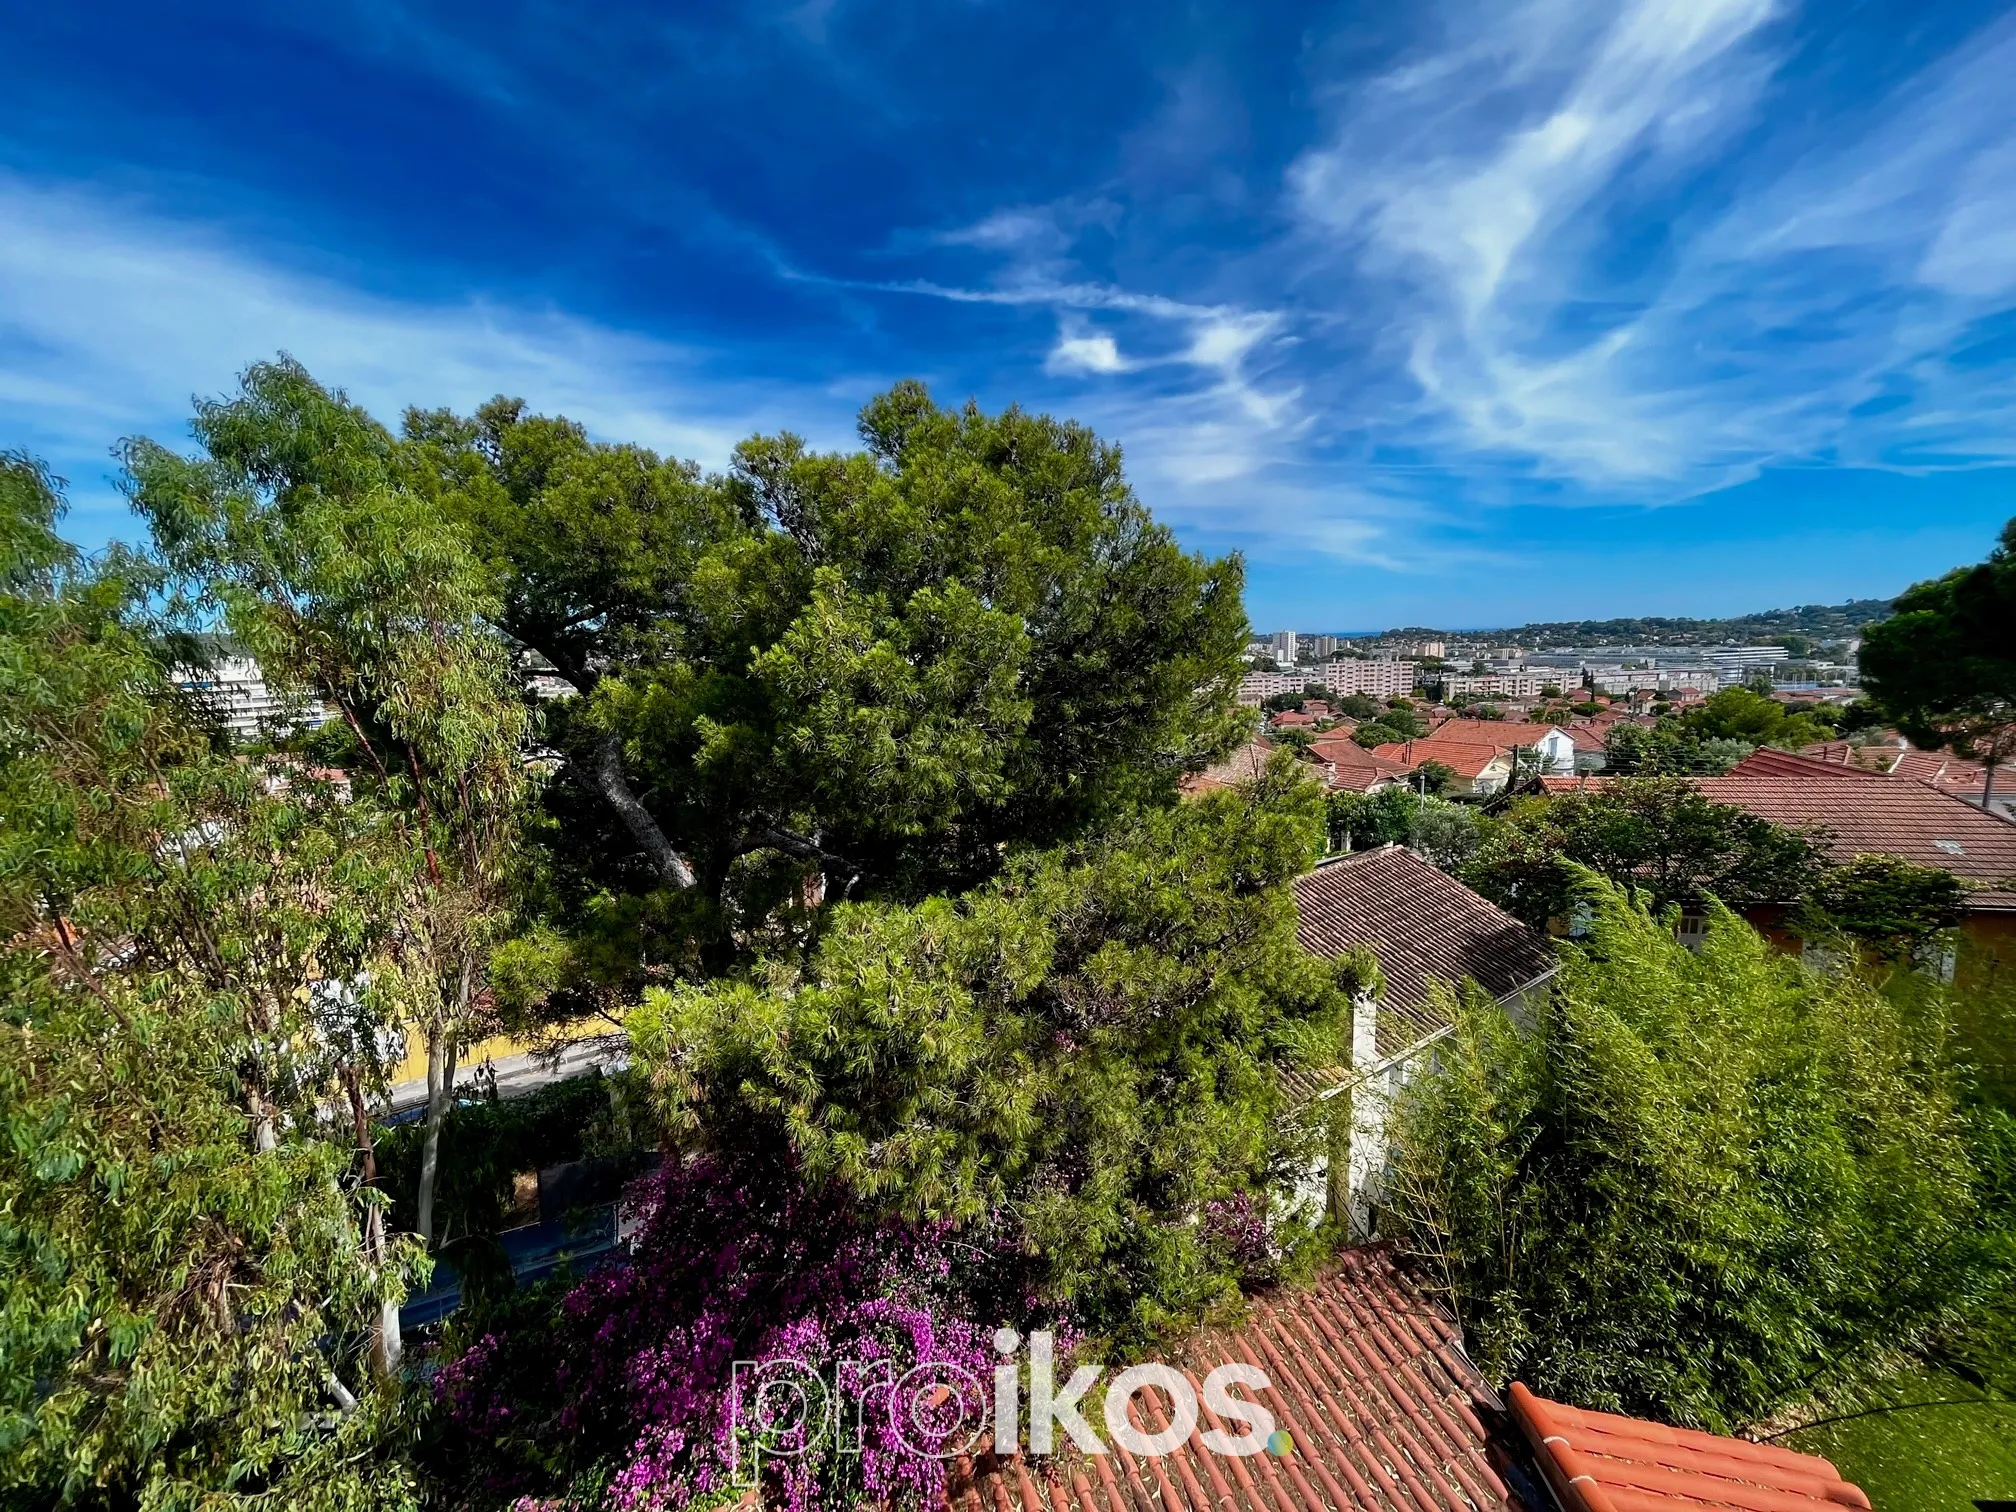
[1238,600,1883,710]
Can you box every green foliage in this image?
[1602,721,1752,775]
[1351,721,1405,749]
[1463,776,1828,929]
[629,754,1354,1341]
[1860,518,2016,779]
[1465,600,1893,650]
[373,1073,627,1240]
[1678,687,1830,749]
[1797,854,1967,962]
[1326,786,1482,870]
[1332,692,1382,721]
[1384,881,2006,1429]
[125,359,542,1248]
[400,380,1249,998]
[0,454,420,1508]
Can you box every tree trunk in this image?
[574,730,697,890]
[245,1081,278,1154]
[342,1067,403,1380]
[415,1028,459,1248]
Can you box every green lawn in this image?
[1782,1369,2016,1511]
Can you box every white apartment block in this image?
[1237,659,1419,706]
[1705,647,1787,686]
[1269,630,1299,664]
[1322,659,1418,697]
[1441,672,1545,700]
[175,655,330,742]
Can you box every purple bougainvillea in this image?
[434,1150,1008,1511]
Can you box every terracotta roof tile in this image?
[947,1247,1523,1512]
[1184,739,1276,794]
[1509,1384,1870,1511]
[1801,740,1907,772]
[1420,720,1567,749]
[1294,847,1557,1057]
[1306,740,1407,793]
[1536,775,1616,793]
[1376,741,1511,780]
[1696,748,2016,896]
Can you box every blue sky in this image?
[4,0,2015,629]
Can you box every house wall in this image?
[1738,904,2016,975]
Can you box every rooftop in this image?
[1419,720,1568,749]
[1696,747,2016,906]
[947,1249,1875,1512]
[1510,1384,1870,1511]
[1293,846,1557,1060]
[948,1245,1521,1512]
[1185,739,1277,794]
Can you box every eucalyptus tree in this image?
[0,454,421,1505]
[123,362,532,1250]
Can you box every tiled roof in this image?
[1696,748,2016,908]
[1889,747,1997,798]
[1419,720,1565,749]
[1294,847,1557,1058]
[1272,711,1320,728]
[1535,775,1616,793]
[1508,1385,1870,1511]
[1801,739,1907,773]
[1185,739,1278,794]
[947,1246,1522,1512]
[1374,742,1510,781]
[1308,740,1408,792]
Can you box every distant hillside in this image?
[1386,599,1894,648]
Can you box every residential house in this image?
[1889,748,2013,818]
[1801,738,1910,774]
[1370,720,1578,795]
[1419,719,1579,775]
[1288,847,1558,1235]
[1269,709,1320,732]
[1696,747,2016,960]
[946,1241,1873,1512]
[1374,740,1517,797]
[1306,738,1408,794]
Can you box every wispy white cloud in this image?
[1286,0,2016,491]
[0,174,846,528]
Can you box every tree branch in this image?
[568,730,697,890]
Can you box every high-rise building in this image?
[1269,630,1299,665]
[1705,647,1787,686]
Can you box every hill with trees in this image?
[1383,598,1894,647]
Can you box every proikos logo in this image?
[728,1326,1284,1484]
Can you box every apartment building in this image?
[1237,658,1420,705]
[1440,671,1545,700]
[174,653,330,741]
